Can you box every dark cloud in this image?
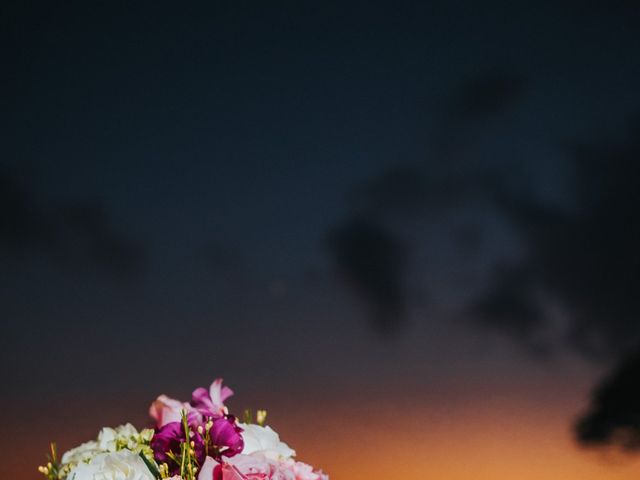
[53,202,146,277]
[349,165,429,214]
[327,167,421,331]
[330,70,640,366]
[433,70,527,156]
[0,167,146,278]
[327,216,406,333]
[575,350,640,450]
[449,71,526,121]
[481,120,640,359]
[0,167,49,250]
[349,165,492,213]
[471,266,551,357]
[327,71,525,332]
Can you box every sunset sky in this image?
[2,1,640,478]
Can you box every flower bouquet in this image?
[39,378,328,480]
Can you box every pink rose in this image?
[198,457,219,480]
[198,454,327,480]
[227,453,275,479]
[290,462,329,480]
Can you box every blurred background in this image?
[2,1,640,478]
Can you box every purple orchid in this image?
[191,378,234,419]
[150,378,244,474]
[151,417,205,474]
[208,415,244,458]
[191,380,243,459]
[150,421,181,464]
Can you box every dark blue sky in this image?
[3,2,640,477]
[3,0,640,381]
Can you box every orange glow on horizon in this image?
[5,386,640,479]
[274,392,640,480]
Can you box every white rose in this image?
[97,423,140,452]
[239,423,296,460]
[97,427,118,452]
[115,424,140,438]
[61,441,101,465]
[61,424,150,474]
[67,450,154,480]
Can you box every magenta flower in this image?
[191,378,234,419]
[151,415,243,470]
[208,416,244,458]
[150,421,182,465]
[151,418,205,474]
[151,379,243,474]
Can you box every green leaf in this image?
[139,452,161,480]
